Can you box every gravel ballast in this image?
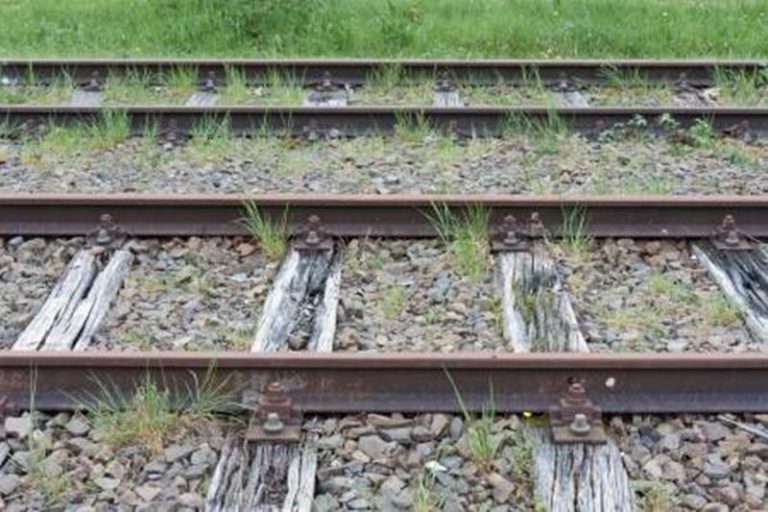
[1,133,766,196]
[555,239,757,353]
[94,237,276,351]
[0,237,79,348]
[2,411,765,510]
[336,239,504,352]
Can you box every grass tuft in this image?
[395,112,433,142]
[89,375,179,455]
[240,200,289,262]
[445,370,503,471]
[427,203,490,280]
[381,284,408,320]
[554,206,592,262]
[705,295,742,326]
[412,471,444,512]
[86,364,234,456]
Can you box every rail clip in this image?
[245,381,303,443]
[549,380,607,444]
[87,214,127,252]
[712,215,752,251]
[491,213,546,252]
[293,215,334,252]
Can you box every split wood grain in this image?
[692,242,768,342]
[13,251,96,351]
[497,246,634,511]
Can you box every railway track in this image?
[2,193,768,238]
[2,192,767,509]
[1,58,767,136]
[2,58,765,86]
[3,58,768,510]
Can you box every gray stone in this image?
[94,477,120,491]
[642,458,664,479]
[178,493,203,508]
[65,416,91,436]
[190,445,217,466]
[411,425,434,443]
[450,416,464,439]
[135,484,162,502]
[144,461,168,474]
[701,504,729,512]
[658,433,680,452]
[681,494,708,510]
[4,416,31,438]
[357,435,392,459]
[430,414,450,437]
[318,433,345,450]
[699,421,731,442]
[67,437,99,457]
[0,474,20,495]
[164,443,195,463]
[11,451,30,471]
[379,427,412,444]
[661,460,685,482]
[704,456,731,479]
[347,498,371,510]
[312,494,340,511]
[711,485,741,507]
[319,476,354,494]
[487,472,513,503]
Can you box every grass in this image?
[412,472,444,512]
[186,116,234,159]
[427,203,490,281]
[705,295,742,326]
[395,112,434,142]
[714,68,767,106]
[445,370,504,471]
[19,110,131,162]
[22,368,74,505]
[1,1,767,58]
[240,200,289,263]
[87,366,234,455]
[381,284,408,320]
[599,68,675,105]
[554,206,592,262]
[507,429,535,492]
[635,481,677,511]
[505,110,568,155]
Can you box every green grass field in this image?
[0,0,766,58]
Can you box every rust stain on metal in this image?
[1,351,767,415]
[2,193,768,239]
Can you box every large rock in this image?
[4,416,32,439]
[357,435,393,459]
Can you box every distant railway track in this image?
[2,58,765,86]
[2,105,768,136]
[2,58,767,136]
[1,193,767,238]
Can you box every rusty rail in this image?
[2,105,767,136]
[2,351,767,414]
[0,193,766,239]
[1,58,764,86]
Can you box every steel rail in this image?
[2,105,766,135]
[0,193,765,239]
[1,58,765,86]
[1,352,767,414]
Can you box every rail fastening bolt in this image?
[262,412,285,434]
[568,413,591,437]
